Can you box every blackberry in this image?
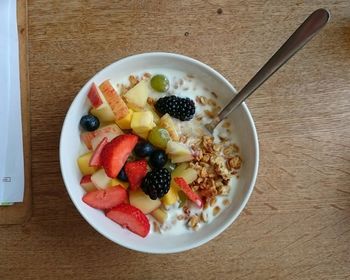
[141,168,171,200]
[155,95,195,121]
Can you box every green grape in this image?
[150,74,169,93]
[148,127,171,149]
[164,161,176,173]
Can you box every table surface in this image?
[1,1,350,279]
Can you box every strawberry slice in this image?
[125,160,148,191]
[89,137,108,167]
[101,134,138,178]
[106,203,150,238]
[82,185,127,210]
[174,177,202,208]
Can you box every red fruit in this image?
[174,177,202,208]
[101,134,138,178]
[106,203,150,238]
[82,185,127,210]
[89,137,108,167]
[87,83,103,108]
[80,175,96,192]
[125,160,148,191]
[81,124,123,150]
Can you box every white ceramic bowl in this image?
[59,52,259,254]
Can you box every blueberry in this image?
[80,115,100,131]
[149,150,168,169]
[117,166,128,182]
[134,141,155,158]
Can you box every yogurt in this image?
[113,69,241,236]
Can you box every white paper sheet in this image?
[0,0,24,203]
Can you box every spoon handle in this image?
[209,8,330,131]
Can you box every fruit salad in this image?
[77,72,242,238]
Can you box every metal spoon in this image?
[206,8,330,133]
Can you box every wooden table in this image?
[1,1,349,279]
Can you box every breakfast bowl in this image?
[59,52,259,254]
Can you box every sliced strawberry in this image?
[80,175,96,192]
[106,203,150,238]
[89,137,108,167]
[82,185,127,210]
[125,160,148,191]
[174,177,202,208]
[101,134,138,178]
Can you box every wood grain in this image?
[1,0,350,279]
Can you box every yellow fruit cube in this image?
[109,178,129,189]
[133,130,149,140]
[77,152,97,175]
[115,109,133,129]
[161,185,178,206]
[144,103,160,124]
[124,80,149,111]
[131,111,156,133]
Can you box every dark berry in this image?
[141,168,171,200]
[134,141,155,158]
[80,114,100,131]
[117,166,128,182]
[149,150,168,169]
[155,95,195,121]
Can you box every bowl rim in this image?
[59,51,259,254]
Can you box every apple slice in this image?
[87,83,104,109]
[91,130,121,151]
[99,80,129,120]
[81,124,123,150]
[80,175,97,192]
[129,189,161,214]
[89,137,108,167]
[91,169,111,190]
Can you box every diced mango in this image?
[77,152,97,175]
[132,130,149,140]
[131,111,156,133]
[151,208,168,224]
[110,178,129,189]
[144,103,160,124]
[116,109,133,129]
[161,185,178,206]
[124,80,149,111]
